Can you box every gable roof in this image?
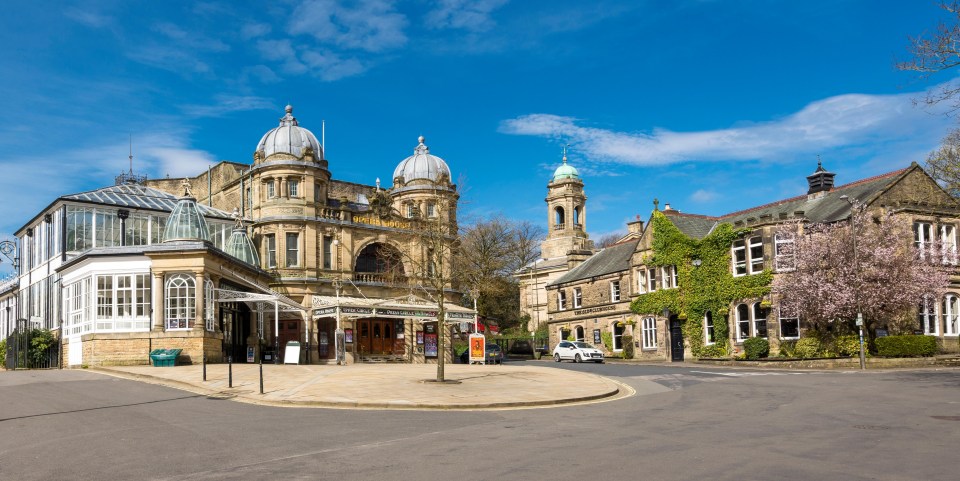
[549,239,638,286]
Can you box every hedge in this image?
[875,335,938,357]
[743,337,769,360]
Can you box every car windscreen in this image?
[486,344,501,351]
[573,342,595,349]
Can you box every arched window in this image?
[573,206,581,226]
[575,325,585,342]
[554,206,565,229]
[165,274,195,330]
[704,311,715,345]
[354,242,406,281]
[204,278,215,332]
[919,295,938,335]
[942,294,958,336]
[736,304,750,342]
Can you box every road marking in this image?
[688,370,808,377]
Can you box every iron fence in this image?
[4,318,60,370]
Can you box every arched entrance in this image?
[354,242,406,283]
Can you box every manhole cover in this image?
[931,416,960,421]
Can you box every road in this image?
[1,362,957,481]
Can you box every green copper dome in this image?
[552,157,580,182]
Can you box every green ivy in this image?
[630,211,773,358]
[600,332,614,352]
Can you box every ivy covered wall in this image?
[630,211,773,357]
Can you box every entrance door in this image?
[316,319,335,360]
[670,317,684,362]
[359,319,396,356]
[220,302,251,363]
[277,320,302,363]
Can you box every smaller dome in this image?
[225,227,261,267]
[255,105,323,160]
[163,182,210,242]
[393,136,452,184]
[551,155,580,182]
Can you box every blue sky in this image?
[1,0,957,272]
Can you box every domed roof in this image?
[256,105,322,160]
[393,136,451,184]
[551,155,580,182]
[224,209,260,267]
[163,180,210,242]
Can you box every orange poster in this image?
[469,334,485,362]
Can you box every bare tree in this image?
[898,1,960,109]
[926,129,960,197]
[509,220,545,273]
[595,232,624,249]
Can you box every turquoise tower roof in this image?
[551,155,580,182]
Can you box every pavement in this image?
[92,361,626,410]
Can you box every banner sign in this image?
[313,307,336,316]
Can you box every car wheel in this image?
[575,354,582,363]
[554,353,561,362]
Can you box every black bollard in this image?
[259,358,264,395]
[202,354,207,381]
[228,355,233,388]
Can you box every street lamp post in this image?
[840,195,867,370]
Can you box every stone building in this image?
[10,105,472,366]
[515,153,596,332]
[541,162,960,360]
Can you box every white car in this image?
[552,341,605,363]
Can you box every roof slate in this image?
[549,239,638,286]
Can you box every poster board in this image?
[284,341,301,364]
[469,334,486,364]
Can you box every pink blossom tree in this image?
[772,206,952,340]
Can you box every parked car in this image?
[460,343,504,364]
[552,341,604,363]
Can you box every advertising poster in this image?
[416,331,424,345]
[593,329,601,344]
[424,332,438,357]
[469,334,485,363]
[344,328,353,343]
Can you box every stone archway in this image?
[354,242,406,283]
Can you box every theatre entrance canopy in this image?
[311,294,476,323]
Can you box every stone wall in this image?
[66,331,217,367]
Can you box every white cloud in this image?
[180,95,276,118]
[425,0,508,32]
[241,22,272,38]
[289,0,408,52]
[690,189,719,203]
[500,84,957,166]
[63,8,112,28]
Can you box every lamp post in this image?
[840,195,867,370]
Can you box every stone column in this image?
[194,272,205,331]
[152,272,164,331]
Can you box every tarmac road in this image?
[1,363,957,481]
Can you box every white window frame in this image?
[288,179,299,198]
[637,269,646,294]
[748,236,764,274]
[915,221,933,258]
[752,302,768,339]
[573,287,582,308]
[642,317,657,349]
[265,234,277,268]
[919,295,938,335]
[735,303,750,343]
[774,232,796,272]
[204,278,215,332]
[267,180,276,198]
[558,290,567,311]
[732,239,747,276]
[942,293,959,336]
[165,274,195,330]
[285,232,299,267]
[647,267,658,292]
[610,280,621,302]
[704,311,715,345]
[941,224,957,265]
[660,265,677,289]
[612,322,624,351]
[778,306,800,340]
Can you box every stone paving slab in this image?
[93,363,624,410]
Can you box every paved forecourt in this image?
[93,363,624,410]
